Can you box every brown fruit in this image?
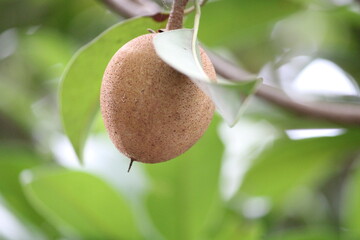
[100,33,216,163]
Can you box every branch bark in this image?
[99,0,360,126]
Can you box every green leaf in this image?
[154,29,209,81]
[60,17,166,161]
[144,115,224,240]
[21,167,141,239]
[236,131,360,204]
[0,145,59,238]
[153,29,262,126]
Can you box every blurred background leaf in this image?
[22,167,141,239]
[185,0,303,72]
[0,145,59,239]
[236,130,360,205]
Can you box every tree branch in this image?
[212,53,360,125]
[99,0,161,18]
[99,0,360,125]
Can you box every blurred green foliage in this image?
[1,0,360,239]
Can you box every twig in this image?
[166,0,189,30]
[184,0,208,14]
[99,0,360,125]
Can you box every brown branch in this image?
[166,0,189,30]
[212,54,360,125]
[99,0,360,126]
[99,0,161,18]
[258,86,360,125]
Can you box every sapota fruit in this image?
[100,33,216,163]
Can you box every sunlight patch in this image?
[292,59,359,96]
[286,128,346,140]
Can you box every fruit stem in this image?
[166,0,189,30]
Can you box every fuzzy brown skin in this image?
[100,33,216,163]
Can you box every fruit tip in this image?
[127,158,135,173]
